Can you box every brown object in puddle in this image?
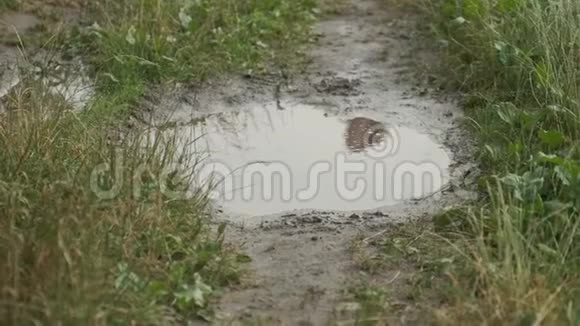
[344,117,386,152]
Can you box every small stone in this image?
[311,216,323,223]
[349,213,361,219]
[336,302,362,313]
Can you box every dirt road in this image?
[0,0,472,324]
[183,0,471,324]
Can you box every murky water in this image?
[0,13,94,111]
[44,69,95,110]
[169,103,451,217]
[0,45,19,99]
[0,58,95,111]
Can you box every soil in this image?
[0,0,475,324]
[136,0,473,324]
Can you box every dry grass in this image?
[0,77,240,324]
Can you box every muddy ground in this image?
[138,0,473,324]
[1,0,474,324]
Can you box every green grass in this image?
[343,0,580,324]
[0,0,319,324]
[344,223,461,325]
[337,284,390,325]
[66,0,317,98]
[0,0,17,11]
[412,0,580,324]
[0,78,243,324]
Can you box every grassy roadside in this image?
[69,0,317,107]
[342,0,580,324]
[427,0,580,324]
[0,79,241,324]
[0,0,16,10]
[411,0,580,324]
[0,1,318,324]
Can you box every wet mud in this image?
[169,103,451,217]
[136,0,474,324]
[1,0,474,324]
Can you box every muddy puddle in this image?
[165,102,451,217]
[0,54,95,111]
[0,12,94,111]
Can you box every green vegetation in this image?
[346,223,459,325]
[336,284,390,325]
[0,0,318,324]
[0,0,17,11]
[0,78,241,324]
[419,0,580,323]
[345,0,580,324]
[11,0,580,323]
[71,0,316,96]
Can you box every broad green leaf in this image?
[537,152,565,165]
[441,0,459,19]
[496,0,523,13]
[554,166,571,186]
[538,129,565,147]
[463,0,488,20]
[179,8,193,28]
[495,42,517,66]
[496,102,518,124]
[451,16,467,25]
